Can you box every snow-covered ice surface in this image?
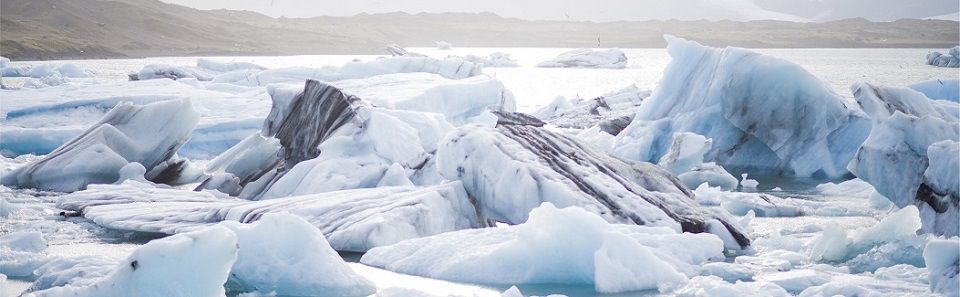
[2,46,959,297]
[536,49,628,69]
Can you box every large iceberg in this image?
[26,63,94,78]
[58,181,483,252]
[909,78,960,101]
[536,49,628,69]
[847,82,959,236]
[361,203,725,294]
[612,35,870,178]
[1,99,199,192]
[436,116,750,249]
[926,46,960,68]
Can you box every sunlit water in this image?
[1,47,956,296]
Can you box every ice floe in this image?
[361,203,724,294]
[0,231,48,277]
[216,56,484,86]
[536,49,628,69]
[454,52,519,67]
[924,238,960,296]
[58,181,483,252]
[656,132,738,191]
[613,35,870,178]
[132,64,214,81]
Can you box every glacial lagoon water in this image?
[1,47,957,296]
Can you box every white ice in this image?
[926,46,960,68]
[1,99,199,192]
[910,78,960,101]
[536,49,628,69]
[612,35,870,178]
[361,203,724,294]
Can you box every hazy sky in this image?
[160,0,959,22]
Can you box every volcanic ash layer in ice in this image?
[58,181,484,252]
[532,84,650,133]
[436,119,750,249]
[0,99,199,192]
[361,203,725,294]
[536,48,628,69]
[612,35,870,178]
[926,46,960,68]
[848,82,959,237]
[26,214,376,297]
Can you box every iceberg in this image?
[536,49,628,69]
[1,99,199,192]
[435,41,453,50]
[26,226,238,297]
[657,132,738,191]
[923,238,960,296]
[26,63,94,78]
[0,231,48,277]
[909,78,960,101]
[58,181,483,252]
[675,275,789,297]
[361,203,725,294]
[385,44,426,57]
[806,206,928,272]
[847,82,959,236]
[220,213,376,296]
[532,85,649,132]
[926,46,960,68]
[454,52,519,68]
[196,59,266,73]
[215,56,483,86]
[612,36,870,178]
[131,64,214,81]
[436,119,750,249]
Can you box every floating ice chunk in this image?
[243,81,457,199]
[926,46,960,68]
[361,203,724,294]
[385,44,426,57]
[848,82,959,236]
[924,238,960,296]
[435,41,453,50]
[815,178,876,198]
[27,226,237,297]
[674,275,789,297]
[454,52,519,68]
[27,63,94,78]
[436,122,750,248]
[658,133,712,175]
[217,56,483,86]
[796,271,934,297]
[196,59,266,73]
[0,231,49,277]
[739,173,759,189]
[754,269,831,293]
[220,213,376,297]
[28,255,117,292]
[678,163,739,191]
[613,35,869,178]
[59,182,482,252]
[808,206,925,268]
[910,78,960,101]
[132,64,214,81]
[533,85,648,131]
[195,133,281,195]
[1,99,200,192]
[536,49,628,69]
[693,184,800,217]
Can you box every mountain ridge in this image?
[1,0,958,61]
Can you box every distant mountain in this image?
[755,0,960,22]
[2,0,958,60]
